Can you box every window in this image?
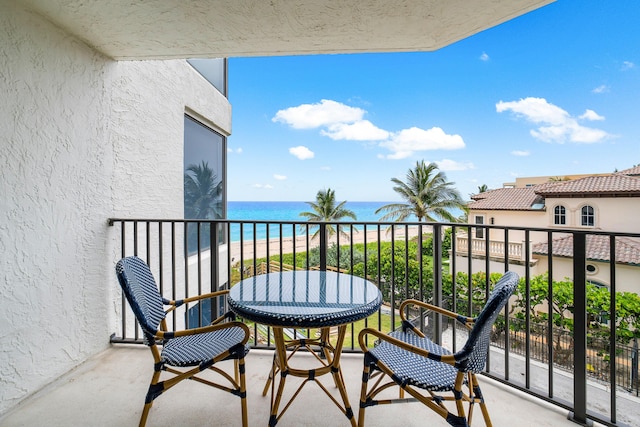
[187,58,227,96]
[581,205,595,227]
[474,215,484,239]
[184,116,226,253]
[554,205,566,225]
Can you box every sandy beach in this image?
[229,225,429,263]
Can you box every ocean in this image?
[226,201,408,242]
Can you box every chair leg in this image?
[139,370,162,427]
[357,358,373,427]
[239,355,249,427]
[262,352,277,396]
[471,374,492,427]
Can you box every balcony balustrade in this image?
[104,218,640,427]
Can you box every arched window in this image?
[581,205,595,227]
[554,205,566,225]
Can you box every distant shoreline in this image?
[228,225,428,262]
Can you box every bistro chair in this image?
[115,256,250,427]
[357,271,519,427]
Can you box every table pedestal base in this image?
[263,325,357,427]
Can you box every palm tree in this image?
[376,161,468,223]
[299,188,357,240]
[184,161,223,219]
[184,161,222,253]
[477,184,489,193]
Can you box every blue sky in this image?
[227,1,639,202]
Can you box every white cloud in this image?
[275,99,467,159]
[592,85,609,94]
[321,120,390,141]
[227,147,243,153]
[320,166,332,171]
[496,97,568,125]
[273,174,287,180]
[289,146,315,160]
[379,127,465,159]
[511,150,530,156]
[252,184,273,189]
[435,159,475,171]
[496,97,610,144]
[580,109,605,121]
[622,61,635,71]
[272,99,364,129]
[480,52,490,61]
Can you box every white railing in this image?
[456,235,529,261]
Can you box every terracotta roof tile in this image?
[617,165,640,176]
[468,188,544,211]
[534,175,640,196]
[532,235,640,265]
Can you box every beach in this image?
[229,225,428,262]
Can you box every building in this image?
[1,0,556,417]
[456,166,640,293]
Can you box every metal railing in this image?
[108,218,640,427]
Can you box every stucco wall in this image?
[543,197,640,232]
[0,1,231,415]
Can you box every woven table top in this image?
[228,271,382,328]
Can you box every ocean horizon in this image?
[226,201,464,242]
[227,201,399,242]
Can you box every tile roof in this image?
[468,188,545,211]
[617,165,640,176]
[533,175,640,196]
[532,235,640,265]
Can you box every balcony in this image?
[12,218,634,427]
[0,346,596,426]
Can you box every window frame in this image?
[474,215,485,239]
[553,205,566,225]
[580,205,595,227]
[183,114,228,252]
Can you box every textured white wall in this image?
[0,2,231,415]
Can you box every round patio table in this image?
[228,270,382,426]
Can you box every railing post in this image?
[319,222,327,271]
[211,223,221,319]
[433,224,443,345]
[571,231,589,425]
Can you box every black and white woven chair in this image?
[357,271,519,427]
[115,256,250,427]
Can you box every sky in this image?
[226,0,640,202]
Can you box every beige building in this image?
[455,166,640,293]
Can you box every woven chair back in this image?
[115,256,167,345]
[460,271,519,372]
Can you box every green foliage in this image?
[511,273,640,344]
[420,228,452,258]
[306,243,365,271]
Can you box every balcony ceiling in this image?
[21,0,554,60]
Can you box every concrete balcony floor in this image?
[1,345,600,427]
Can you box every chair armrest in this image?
[164,290,230,314]
[358,327,457,366]
[166,289,229,307]
[156,320,250,344]
[399,299,474,329]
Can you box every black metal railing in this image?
[107,218,640,427]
